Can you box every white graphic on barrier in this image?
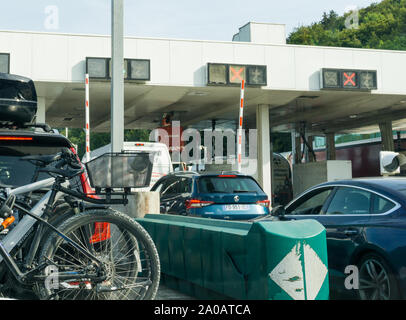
[269,242,327,300]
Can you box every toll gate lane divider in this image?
[136,215,329,300]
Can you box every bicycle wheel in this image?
[36,208,160,300]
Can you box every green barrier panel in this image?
[137,214,329,300]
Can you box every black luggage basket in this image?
[85,152,153,195]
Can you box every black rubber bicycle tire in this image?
[38,208,160,300]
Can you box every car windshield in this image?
[198,176,263,194]
[0,139,67,187]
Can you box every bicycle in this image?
[0,148,160,300]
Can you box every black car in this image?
[0,72,91,196]
[151,171,270,220]
[269,178,406,300]
[0,73,94,298]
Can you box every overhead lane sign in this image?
[229,65,246,84]
[321,68,377,90]
[86,57,150,81]
[208,63,267,86]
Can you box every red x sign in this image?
[230,66,245,83]
[343,72,356,86]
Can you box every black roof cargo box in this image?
[0,73,37,124]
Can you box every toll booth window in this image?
[325,187,372,215]
[286,188,333,215]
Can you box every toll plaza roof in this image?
[1,25,406,134]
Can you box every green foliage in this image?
[59,128,151,159]
[287,0,406,50]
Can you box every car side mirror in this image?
[271,205,286,218]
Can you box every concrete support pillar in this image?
[36,97,46,124]
[326,133,336,160]
[379,121,395,151]
[256,104,272,200]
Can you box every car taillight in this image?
[0,136,33,141]
[185,199,214,209]
[256,200,270,208]
[218,175,237,178]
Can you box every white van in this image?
[83,142,173,191]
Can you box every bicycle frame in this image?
[0,175,127,285]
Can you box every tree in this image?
[287,0,406,51]
[286,0,406,143]
[60,128,151,159]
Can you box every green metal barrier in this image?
[137,214,329,300]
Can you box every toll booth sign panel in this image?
[229,65,246,85]
[321,68,377,91]
[342,71,359,89]
[87,57,109,79]
[208,64,227,85]
[109,59,128,79]
[322,69,340,89]
[247,65,267,86]
[87,57,150,81]
[0,53,9,74]
[207,63,267,86]
[129,59,150,81]
[360,71,377,90]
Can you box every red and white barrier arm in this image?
[237,80,245,173]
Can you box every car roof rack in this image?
[0,121,54,133]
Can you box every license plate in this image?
[224,204,249,211]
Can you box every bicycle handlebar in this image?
[34,148,84,180]
[54,148,83,170]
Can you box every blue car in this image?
[150,172,270,220]
[270,177,406,300]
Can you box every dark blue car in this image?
[275,177,406,300]
[150,172,270,220]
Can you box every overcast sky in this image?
[0,0,381,41]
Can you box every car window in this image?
[178,177,192,193]
[286,187,333,215]
[198,176,262,194]
[0,141,68,187]
[161,178,180,196]
[325,187,372,215]
[151,178,166,193]
[371,194,396,214]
